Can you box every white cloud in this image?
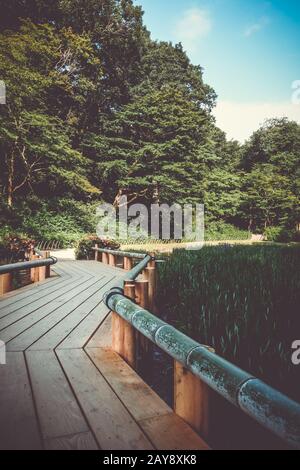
[244,16,270,37]
[174,8,211,52]
[213,101,300,142]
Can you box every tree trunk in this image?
[7,153,14,208]
[152,181,160,204]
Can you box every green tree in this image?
[0,20,100,207]
[84,85,214,207]
[241,119,300,231]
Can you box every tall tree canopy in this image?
[0,20,101,207]
[0,1,298,240]
[240,119,300,231]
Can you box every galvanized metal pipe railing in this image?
[92,247,147,260]
[34,248,46,259]
[0,256,57,275]
[103,286,300,449]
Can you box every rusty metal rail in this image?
[99,248,300,449]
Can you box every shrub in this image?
[205,222,250,241]
[21,211,84,248]
[264,226,297,243]
[0,233,35,263]
[75,235,120,260]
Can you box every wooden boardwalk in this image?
[0,260,208,450]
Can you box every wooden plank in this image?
[57,303,111,350]
[28,276,113,351]
[87,348,171,422]
[57,277,122,350]
[0,263,84,322]
[0,352,42,450]
[71,260,124,276]
[83,261,124,276]
[44,431,98,450]
[57,348,153,450]
[0,273,98,345]
[87,349,210,451]
[139,413,210,451]
[0,259,95,308]
[26,350,90,440]
[87,313,112,349]
[0,260,101,311]
[6,276,106,351]
[0,265,65,309]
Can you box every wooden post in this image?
[112,281,136,369]
[30,255,39,283]
[94,244,102,262]
[135,279,150,364]
[135,279,149,309]
[108,253,116,266]
[0,273,12,296]
[44,251,51,278]
[174,348,215,441]
[143,266,156,312]
[102,252,109,264]
[38,265,46,282]
[124,256,133,271]
[148,254,156,268]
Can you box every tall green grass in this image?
[157,246,300,402]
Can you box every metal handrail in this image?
[34,248,45,258]
[103,254,300,449]
[92,247,148,260]
[0,256,57,275]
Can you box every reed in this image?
[156,245,300,402]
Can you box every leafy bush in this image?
[21,211,84,248]
[75,235,120,260]
[0,233,35,263]
[205,222,250,241]
[157,245,300,402]
[264,226,298,243]
[1,198,102,249]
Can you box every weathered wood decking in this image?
[0,260,208,451]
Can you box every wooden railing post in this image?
[94,244,102,262]
[135,279,149,309]
[102,252,109,264]
[108,253,116,267]
[135,279,150,367]
[174,347,215,441]
[143,265,156,312]
[30,255,40,283]
[112,281,136,369]
[148,254,156,268]
[0,273,12,296]
[38,264,46,282]
[124,256,133,271]
[44,251,51,278]
[95,244,98,261]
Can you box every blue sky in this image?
[135,0,300,141]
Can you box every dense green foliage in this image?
[75,234,120,260]
[157,246,300,402]
[0,1,298,241]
